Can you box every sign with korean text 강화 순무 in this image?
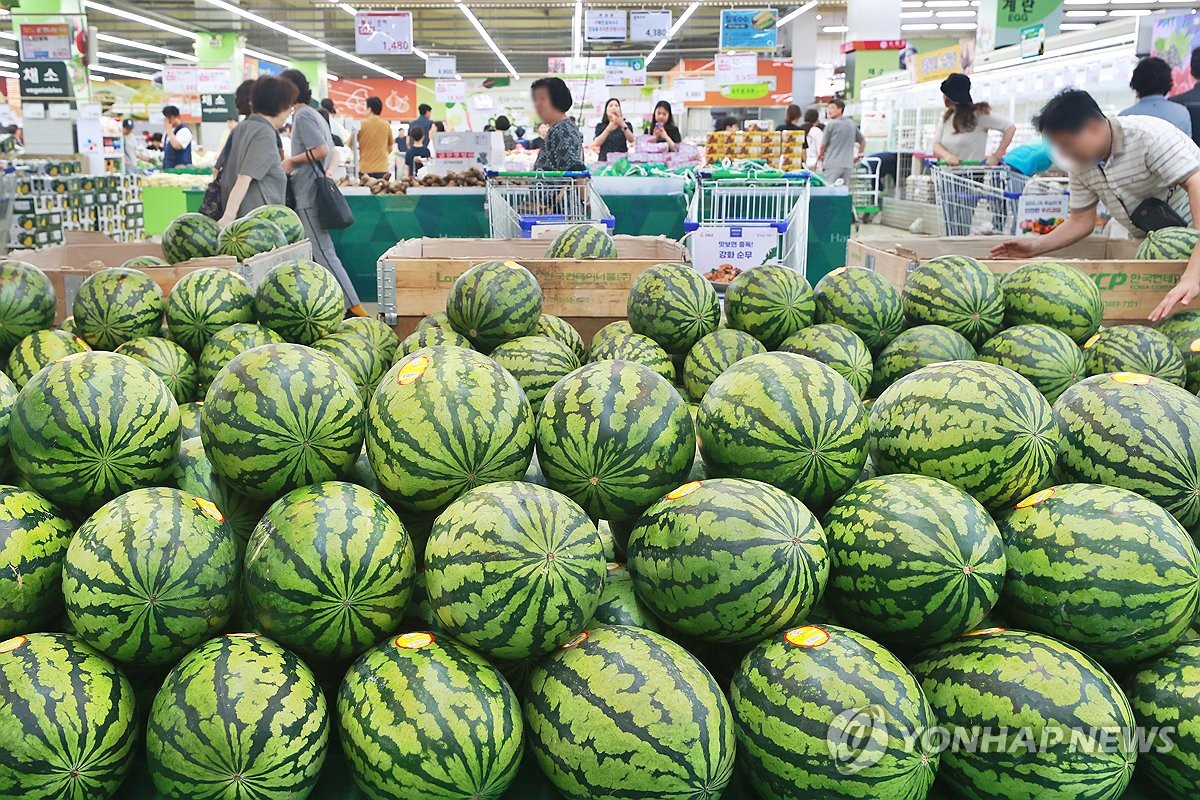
[355,11,414,55]
[18,23,72,62]
[692,226,780,272]
[162,65,198,94]
[197,67,233,94]
[604,56,646,87]
[434,79,467,103]
[715,53,759,86]
[426,56,457,79]
[719,9,779,52]
[585,9,627,41]
[630,10,672,42]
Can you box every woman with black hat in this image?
[932,73,1015,166]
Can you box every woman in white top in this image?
[932,73,1015,166]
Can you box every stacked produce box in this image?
[7,163,144,249]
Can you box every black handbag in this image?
[198,134,234,220]
[307,150,353,229]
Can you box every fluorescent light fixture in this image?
[413,47,429,60]
[572,0,583,60]
[924,0,970,6]
[1065,9,1107,15]
[822,25,850,33]
[901,22,940,29]
[936,9,977,16]
[244,48,290,67]
[96,33,197,62]
[777,0,820,27]
[89,63,156,79]
[939,21,978,28]
[0,71,17,80]
[902,10,935,17]
[99,51,162,71]
[0,59,16,69]
[90,75,107,82]
[83,1,198,39]
[337,3,357,14]
[0,47,16,57]
[645,1,701,67]
[0,32,14,40]
[901,0,924,6]
[1109,8,1151,15]
[328,75,339,82]
[1060,22,1097,29]
[456,0,519,79]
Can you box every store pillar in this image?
[845,0,901,41]
[789,11,819,107]
[193,32,245,147]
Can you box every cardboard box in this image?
[845,235,1182,324]
[237,240,314,288]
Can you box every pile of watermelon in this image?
[5,241,1200,800]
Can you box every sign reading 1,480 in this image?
[355,11,414,55]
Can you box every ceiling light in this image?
[572,0,582,60]
[99,51,162,71]
[1108,8,1151,14]
[646,0,700,68]
[1060,22,1097,28]
[939,21,977,28]
[0,48,14,58]
[90,74,107,82]
[0,71,17,80]
[822,24,849,33]
[902,10,934,17]
[244,48,290,67]
[1063,0,1101,4]
[924,0,969,6]
[901,22,940,29]
[89,63,156,79]
[901,0,924,6]
[777,1,819,27]
[0,32,14,41]
[0,59,16,69]
[337,3,357,14]
[83,1,198,39]
[936,9,977,16]
[456,1,519,79]
[1065,9,1108,15]
[96,33,197,62]
[413,47,429,60]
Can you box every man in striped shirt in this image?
[991,89,1200,321]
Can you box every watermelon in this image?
[216,215,287,260]
[1129,640,1200,797]
[164,267,255,355]
[57,315,77,334]
[0,260,56,354]
[338,632,523,799]
[146,634,329,800]
[682,329,766,402]
[1083,324,1187,386]
[1137,226,1200,260]
[490,335,581,409]
[910,628,1136,800]
[202,343,364,501]
[627,263,720,354]
[1001,261,1103,342]
[627,477,829,644]
[590,319,633,353]
[196,321,285,388]
[425,481,605,660]
[998,482,1200,668]
[589,562,659,631]
[72,267,166,350]
[339,316,399,363]
[1054,373,1200,530]
[394,326,472,362]
[525,625,736,799]
[369,346,533,512]
[536,313,587,362]
[0,633,137,799]
[778,323,873,399]
[902,255,1004,345]
[0,371,11,472]
[977,323,1084,403]
[870,360,1059,510]
[254,259,345,345]
[178,400,202,439]
[115,336,198,404]
[814,266,905,355]
[1156,309,1200,392]
[546,223,618,258]
[344,447,380,494]
[731,624,939,800]
[311,330,391,402]
[10,351,180,513]
[120,255,169,269]
[823,474,1006,648]
[536,360,694,522]
[161,213,221,264]
[415,310,455,332]
[697,352,868,511]
[0,486,75,639]
[871,324,976,396]
[169,436,266,551]
[446,260,542,351]
[244,481,415,665]
[246,204,305,244]
[588,332,676,383]
[5,329,90,388]
[725,264,815,349]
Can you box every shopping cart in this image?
[484,170,615,239]
[930,162,1036,236]
[852,156,882,223]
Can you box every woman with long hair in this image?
[777,103,803,131]
[932,73,1015,166]
[800,108,823,170]
[591,98,635,162]
[651,100,681,152]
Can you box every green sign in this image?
[1020,23,1045,59]
[978,0,1062,51]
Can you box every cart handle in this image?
[485,170,592,178]
[925,159,989,166]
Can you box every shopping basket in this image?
[485,170,615,239]
[930,162,1034,236]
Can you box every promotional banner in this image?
[630,10,671,42]
[914,44,963,83]
[162,66,197,94]
[604,56,646,87]
[1151,13,1200,97]
[18,23,73,61]
[719,9,779,52]
[585,10,627,42]
[327,77,418,120]
[976,0,1061,53]
[355,11,414,55]
[674,58,792,107]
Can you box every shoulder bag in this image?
[198,133,235,220]
[307,150,354,229]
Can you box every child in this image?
[405,125,431,176]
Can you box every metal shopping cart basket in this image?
[930,162,1037,236]
[485,170,615,239]
[852,156,882,223]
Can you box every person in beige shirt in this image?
[357,96,394,178]
[932,73,1015,165]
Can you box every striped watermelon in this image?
[823,474,1006,648]
[10,352,180,513]
[146,634,328,800]
[1156,309,1200,392]
[0,487,75,638]
[682,329,766,402]
[589,332,676,383]
[217,215,287,260]
[536,360,695,522]
[977,324,1084,403]
[525,625,736,799]
[120,255,169,269]
[902,255,1004,346]
[344,447,380,495]
[627,263,721,354]
[731,624,939,800]
[725,264,815,349]
[697,352,868,511]
[1129,640,1200,797]
[115,336,198,404]
[394,326,472,362]
[1054,373,1200,530]
[871,361,1059,509]
[1083,324,1186,386]
[998,482,1200,668]
[1137,226,1200,260]
[196,322,285,388]
[57,315,77,334]
[369,346,533,513]
[202,343,364,501]
[416,310,455,332]
[0,633,136,799]
[814,266,905,355]
[910,628,1136,800]
[1001,261,1103,342]
[0,260,56,354]
[338,632,523,799]
[311,330,391,402]
[161,213,221,264]
[164,267,255,355]
[169,436,266,551]
[0,371,11,476]
[178,400,202,439]
[589,562,659,631]
[244,481,415,665]
[536,313,586,362]
[778,323,873,399]
[446,260,542,351]
[425,481,605,660]
[254,259,345,345]
[490,335,581,409]
[246,204,305,244]
[871,324,976,396]
[6,329,90,388]
[546,224,618,258]
[339,316,400,363]
[627,477,829,644]
[62,487,238,666]
[73,267,166,350]
[590,320,633,353]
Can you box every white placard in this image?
[196,67,232,94]
[162,65,197,94]
[1016,194,1070,237]
[19,23,73,62]
[692,225,780,272]
[48,102,71,119]
[426,55,457,79]
[432,130,505,173]
[23,102,46,120]
[714,53,758,86]
[585,9,627,41]
[675,77,707,101]
[630,10,672,42]
[604,56,646,87]
[355,12,414,55]
[435,79,467,103]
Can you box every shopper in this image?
[321,98,349,146]
[650,100,682,151]
[406,125,431,175]
[990,89,1200,321]
[531,77,584,171]
[529,122,549,150]
[1170,48,1200,147]
[719,117,740,132]
[409,103,434,148]
[816,98,865,186]
[932,73,1015,166]
[777,104,803,132]
[592,99,634,162]
[121,119,138,175]
[495,115,517,150]
[801,108,824,170]
[234,79,255,118]
[161,105,192,169]
[218,76,296,224]
[358,96,393,179]
[1120,57,1192,138]
[279,69,365,317]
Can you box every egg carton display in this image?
[7,170,144,250]
[705,131,807,170]
[905,173,937,204]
